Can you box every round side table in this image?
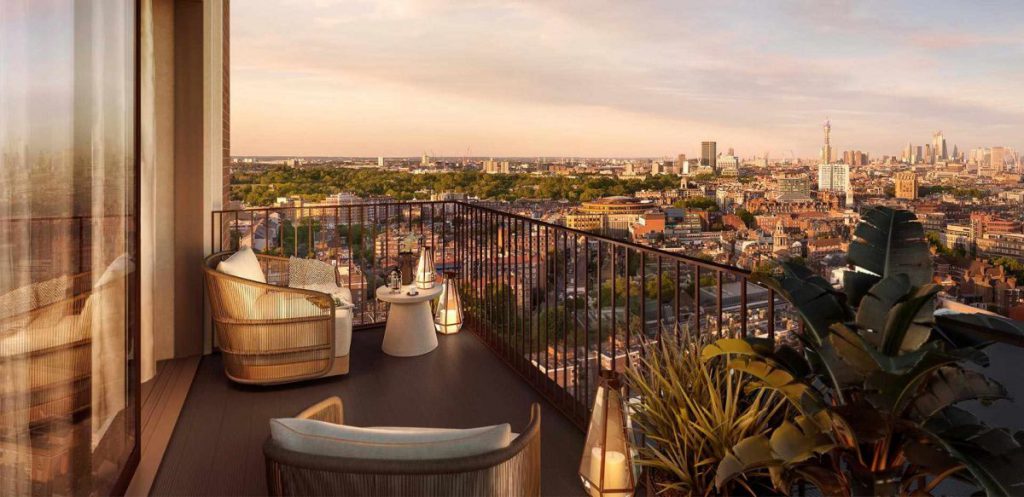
[375,284,443,357]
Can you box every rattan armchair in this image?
[0,272,93,431]
[264,397,542,497]
[203,251,351,385]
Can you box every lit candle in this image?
[587,447,629,497]
[436,309,461,334]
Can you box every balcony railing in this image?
[211,201,798,427]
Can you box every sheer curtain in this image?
[0,0,139,495]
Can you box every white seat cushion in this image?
[216,248,267,284]
[334,307,352,357]
[253,292,323,320]
[269,418,512,460]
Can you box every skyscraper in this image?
[933,131,947,161]
[820,119,833,164]
[991,147,1008,171]
[701,141,717,170]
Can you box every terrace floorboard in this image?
[150,327,586,496]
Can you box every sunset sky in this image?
[232,0,1024,158]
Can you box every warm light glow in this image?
[415,246,436,289]
[579,370,638,497]
[586,448,629,497]
[434,274,463,334]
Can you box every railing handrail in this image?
[211,198,792,428]
[212,200,754,277]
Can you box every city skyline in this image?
[233,0,1023,157]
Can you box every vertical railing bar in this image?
[640,251,646,341]
[656,255,662,338]
[674,261,681,335]
[597,240,603,375]
[694,265,702,338]
[740,276,748,338]
[527,217,534,383]
[717,270,724,337]
[572,233,580,416]
[359,203,366,325]
[768,288,776,340]
[561,231,569,406]
[610,245,617,372]
[625,248,631,369]
[584,237,591,413]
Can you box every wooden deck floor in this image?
[150,327,586,496]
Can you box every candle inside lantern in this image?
[586,447,629,497]
[436,309,461,334]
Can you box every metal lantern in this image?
[579,370,638,497]
[434,273,463,334]
[414,245,436,289]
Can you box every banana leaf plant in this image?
[703,206,1024,497]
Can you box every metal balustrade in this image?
[211,200,798,427]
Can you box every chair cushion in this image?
[253,292,324,320]
[269,418,512,461]
[217,248,267,284]
[334,307,352,357]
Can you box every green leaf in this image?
[725,356,828,421]
[924,407,1024,497]
[716,435,775,490]
[880,283,940,355]
[751,261,851,347]
[843,270,880,308]
[701,337,811,378]
[856,274,914,347]
[864,342,983,413]
[769,416,834,464]
[827,324,879,378]
[907,366,1008,421]
[935,312,1024,348]
[846,206,932,286]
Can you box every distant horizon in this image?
[233,1,1023,158]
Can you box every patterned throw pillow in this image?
[34,274,71,308]
[288,257,337,288]
[0,284,36,321]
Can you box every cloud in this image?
[231,0,1024,156]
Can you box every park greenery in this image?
[230,166,683,206]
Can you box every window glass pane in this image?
[0,0,138,495]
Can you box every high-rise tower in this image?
[701,141,717,170]
[933,131,947,161]
[821,119,833,164]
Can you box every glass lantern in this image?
[434,273,463,334]
[579,370,638,497]
[415,245,436,289]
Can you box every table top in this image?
[375,284,442,304]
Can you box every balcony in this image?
[136,200,800,495]
[208,201,800,424]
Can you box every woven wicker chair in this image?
[203,251,352,385]
[0,272,94,432]
[264,398,542,497]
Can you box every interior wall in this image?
[172,0,206,357]
[141,0,224,360]
[151,0,177,363]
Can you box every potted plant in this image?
[624,329,788,496]
[703,207,1024,496]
